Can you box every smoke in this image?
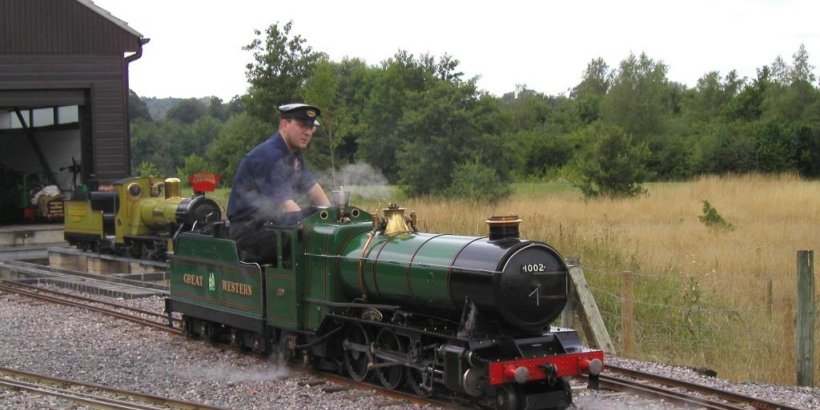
[317,161,394,201]
[182,358,290,383]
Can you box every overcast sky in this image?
[91,0,820,101]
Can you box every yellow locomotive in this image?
[64,174,223,260]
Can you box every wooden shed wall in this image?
[0,54,129,182]
[0,0,144,183]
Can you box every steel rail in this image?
[599,374,748,410]
[0,282,181,335]
[1,280,180,326]
[304,367,467,409]
[0,258,170,292]
[0,366,225,410]
[605,364,800,410]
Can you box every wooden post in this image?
[796,250,815,387]
[783,296,795,374]
[561,279,576,329]
[621,271,634,356]
[567,265,616,355]
[766,277,773,320]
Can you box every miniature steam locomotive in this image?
[165,191,603,409]
[63,175,223,260]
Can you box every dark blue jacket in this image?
[227,132,317,223]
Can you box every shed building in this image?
[0,0,146,224]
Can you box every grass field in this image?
[202,174,818,385]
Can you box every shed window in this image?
[0,106,79,130]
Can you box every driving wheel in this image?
[374,328,405,390]
[343,322,371,381]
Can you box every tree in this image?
[356,50,431,182]
[206,113,273,184]
[242,21,324,123]
[301,58,340,179]
[128,90,152,122]
[571,57,611,124]
[683,71,741,123]
[724,66,770,121]
[131,122,171,174]
[789,44,816,85]
[397,83,507,197]
[600,53,672,139]
[691,122,757,174]
[207,97,228,121]
[166,98,207,124]
[505,124,573,179]
[449,158,512,203]
[330,58,375,166]
[499,85,554,131]
[190,116,224,157]
[573,123,649,198]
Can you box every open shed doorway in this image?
[0,89,91,225]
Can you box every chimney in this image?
[486,215,522,240]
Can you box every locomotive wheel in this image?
[182,317,197,337]
[342,322,371,382]
[278,332,297,363]
[128,242,143,259]
[406,338,432,397]
[229,329,243,348]
[495,385,520,410]
[141,243,153,260]
[374,328,405,390]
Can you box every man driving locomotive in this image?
[227,103,330,262]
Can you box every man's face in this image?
[280,118,316,152]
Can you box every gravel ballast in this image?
[0,289,816,409]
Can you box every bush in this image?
[176,154,214,187]
[698,200,734,231]
[449,160,512,203]
[574,123,649,198]
[136,161,162,178]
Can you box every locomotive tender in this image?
[165,191,603,409]
[64,175,223,260]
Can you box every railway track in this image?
[303,368,466,409]
[0,365,225,410]
[0,274,803,410]
[0,258,170,292]
[0,280,181,335]
[601,364,801,410]
[0,278,456,408]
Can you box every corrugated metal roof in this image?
[76,0,145,40]
[0,0,145,54]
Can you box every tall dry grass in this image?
[363,174,819,385]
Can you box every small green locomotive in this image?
[165,192,603,409]
[64,175,223,259]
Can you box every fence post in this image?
[567,264,616,355]
[767,277,773,320]
[561,280,576,329]
[621,271,634,356]
[796,250,815,387]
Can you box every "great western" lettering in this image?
[222,280,253,296]
[183,273,204,287]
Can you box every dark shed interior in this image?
[0,0,147,224]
